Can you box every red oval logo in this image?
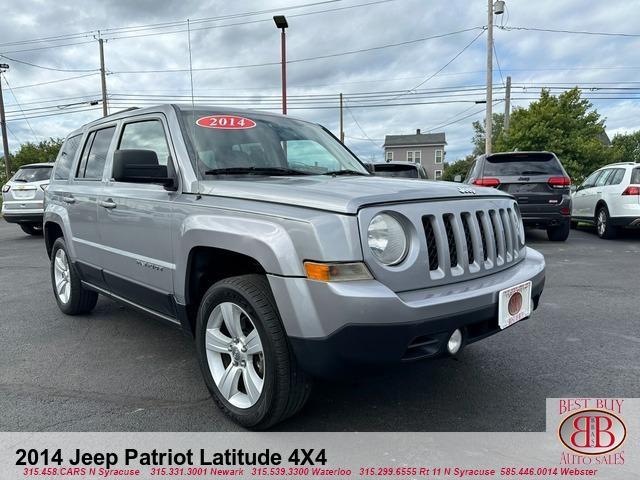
[196,115,256,130]
[558,409,627,455]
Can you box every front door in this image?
[97,116,177,319]
[573,170,603,218]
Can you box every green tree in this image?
[471,113,504,156]
[611,130,640,163]
[11,138,63,171]
[495,88,611,181]
[443,154,474,181]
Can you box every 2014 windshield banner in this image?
[1,398,637,479]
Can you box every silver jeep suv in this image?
[44,105,545,429]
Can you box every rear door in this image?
[68,125,117,287]
[481,153,568,213]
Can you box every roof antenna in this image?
[186,18,200,197]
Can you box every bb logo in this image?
[558,409,627,455]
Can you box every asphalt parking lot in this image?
[0,221,638,432]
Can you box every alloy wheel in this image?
[205,302,265,409]
[53,249,71,304]
[597,210,607,236]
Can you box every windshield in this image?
[484,153,564,176]
[373,164,419,178]
[12,166,52,182]
[180,111,368,178]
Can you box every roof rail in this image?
[604,162,638,167]
[101,107,139,119]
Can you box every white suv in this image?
[572,162,640,238]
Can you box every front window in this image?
[414,151,421,163]
[386,151,393,162]
[180,111,368,178]
[435,169,443,180]
[407,151,413,162]
[435,150,443,164]
[13,165,52,182]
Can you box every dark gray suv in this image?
[464,152,572,241]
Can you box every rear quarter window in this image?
[483,154,564,176]
[632,168,640,184]
[54,134,82,180]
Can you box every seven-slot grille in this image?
[422,206,522,276]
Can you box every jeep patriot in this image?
[44,105,546,429]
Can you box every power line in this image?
[9,73,100,90]
[498,25,640,38]
[2,76,39,141]
[492,38,505,86]
[344,99,380,147]
[0,54,98,73]
[109,27,482,74]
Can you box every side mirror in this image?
[113,149,176,189]
[453,175,463,183]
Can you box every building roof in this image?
[383,131,446,148]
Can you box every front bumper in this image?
[269,247,545,378]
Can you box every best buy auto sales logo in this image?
[557,399,627,465]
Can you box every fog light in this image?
[447,329,462,355]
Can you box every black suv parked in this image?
[464,152,571,241]
[370,161,429,179]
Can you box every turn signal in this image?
[622,186,640,196]
[304,261,373,282]
[472,177,500,187]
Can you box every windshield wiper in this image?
[322,170,368,176]
[204,167,309,176]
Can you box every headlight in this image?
[1,185,9,193]
[367,213,408,265]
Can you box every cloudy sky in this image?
[2,0,640,163]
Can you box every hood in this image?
[198,176,509,214]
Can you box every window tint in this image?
[13,166,52,182]
[632,168,640,184]
[483,153,563,176]
[54,134,82,180]
[118,120,170,166]
[581,171,602,189]
[76,127,115,179]
[606,168,625,186]
[595,169,612,187]
[282,140,341,172]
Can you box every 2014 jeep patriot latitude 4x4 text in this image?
[45,105,545,429]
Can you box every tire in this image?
[20,223,43,236]
[50,237,99,315]
[595,205,618,239]
[570,219,578,229]
[195,274,311,430]
[547,221,570,241]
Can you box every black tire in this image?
[595,205,618,239]
[50,237,98,315]
[195,274,311,430]
[547,221,570,241]
[570,219,578,229]
[20,223,43,236]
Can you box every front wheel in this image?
[596,206,618,239]
[195,274,311,429]
[50,238,98,315]
[547,221,570,241]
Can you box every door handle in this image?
[99,199,117,209]
[62,196,75,204]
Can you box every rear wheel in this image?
[20,223,43,236]
[596,206,618,239]
[195,274,311,429]
[50,237,98,314]
[547,221,570,241]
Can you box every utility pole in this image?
[273,16,289,115]
[504,75,511,133]
[0,64,11,179]
[99,37,108,116]
[485,0,504,154]
[339,93,344,143]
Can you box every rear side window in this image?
[13,166,52,182]
[76,127,116,179]
[632,168,640,184]
[54,134,82,180]
[483,153,564,176]
[606,168,625,186]
[118,120,170,166]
